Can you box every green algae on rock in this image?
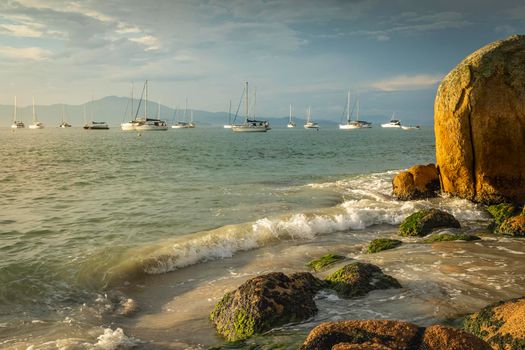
[423,233,481,243]
[210,272,326,342]
[366,238,402,253]
[399,209,460,237]
[464,297,525,349]
[307,253,346,271]
[324,262,401,298]
[487,203,525,236]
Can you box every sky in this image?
[1,0,524,123]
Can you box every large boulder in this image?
[434,35,525,204]
[209,272,325,341]
[392,164,440,200]
[300,320,491,350]
[399,209,460,237]
[324,262,401,298]
[464,297,525,349]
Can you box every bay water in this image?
[1,127,524,349]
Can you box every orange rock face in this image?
[434,35,525,204]
[392,164,440,200]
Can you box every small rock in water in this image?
[399,209,460,237]
[392,163,440,200]
[306,253,346,271]
[366,238,402,253]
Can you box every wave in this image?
[102,171,488,280]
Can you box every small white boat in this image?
[232,82,270,133]
[287,104,296,128]
[304,107,319,130]
[172,98,195,129]
[28,97,44,129]
[339,93,371,129]
[84,121,109,130]
[10,96,24,129]
[401,125,420,130]
[381,112,401,128]
[59,105,72,128]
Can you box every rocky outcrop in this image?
[434,35,525,204]
[399,209,461,237]
[209,272,325,341]
[464,297,525,349]
[366,238,402,253]
[392,164,440,200]
[487,203,525,236]
[324,262,401,298]
[300,320,491,350]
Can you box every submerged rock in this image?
[209,272,325,341]
[300,320,491,350]
[434,35,525,204]
[464,297,525,349]
[399,209,460,237]
[366,238,402,253]
[392,164,440,200]
[423,233,481,243]
[307,253,346,272]
[324,262,401,298]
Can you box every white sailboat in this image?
[10,96,24,129]
[28,97,44,129]
[135,83,168,131]
[339,93,371,129]
[223,100,233,128]
[381,112,401,128]
[59,105,72,128]
[304,106,319,130]
[84,96,109,130]
[287,104,296,128]
[232,82,270,132]
[172,98,193,129]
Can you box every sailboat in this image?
[287,104,296,128]
[135,82,168,131]
[84,97,109,130]
[339,92,371,129]
[232,82,270,132]
[303,106,319,130]
[121,83,138,131]
[10,96,24,129]
[59,105,72,128]
[28,97,44,129]
[172,98,193,129]
[223,100,233,128]
[381,112,401,128]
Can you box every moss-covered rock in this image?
[300,320,491,350]
[210,272,326,341]
[307,253,346,271]
[486,203,525,236]
[366,238,402,253]
[464,297,525,349]
[423,233,481,243]
[498,214,525,237]
[324,262,401,298]
[399,209,460,237]
[487,203,518,227]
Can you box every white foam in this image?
[93,328,137,350]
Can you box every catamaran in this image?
[232,82,270,132]
[28,97,44,129]
[304,106,319,130]
[287,104,296,128]
[59,105,72,128]
[381,112,401,128]
[84,96,109,130]
[10,96,24,129]
[339,93,371,129]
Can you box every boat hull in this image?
[223,124,233,129]
[381,124,401,128]
[135,125,168,131]
[29,123,44,129]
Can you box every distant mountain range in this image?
[0,96,426,127]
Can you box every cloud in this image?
[0,23,43,37]
[370,74,443,91]
[0,46,51,60]
[129,34,160,51]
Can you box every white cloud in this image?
[370,74,443,91]
[0,24,43,37]
[129,35,160,51]
[0,46,51,60]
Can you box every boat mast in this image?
[184,98,188,122]
[245,81,248,123]
[13,96,16,122]
[131,82,134,121]
[253,87,256,119]
[61,105,65,123]
[347,91,350,123]
[190,110,193,123]
[145,80,148,119]
[228,99,231,124]
[356,98,360,122]
[289,104,292,123]
[32,97,35,123]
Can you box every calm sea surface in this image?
[1,126,524,349]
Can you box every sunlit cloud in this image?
[0,46,51,60]
[370,74,443,91]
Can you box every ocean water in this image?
[1,126,524,349]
